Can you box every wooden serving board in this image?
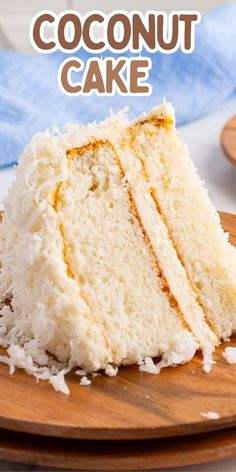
[0,212,235,442]
[0,425,236,470]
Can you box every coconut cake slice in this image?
[0,110,202,388]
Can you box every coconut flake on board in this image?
[0,354,14,374]
[139,357,159,374]
[200,411,220,420]
[202,344,215,373]
[222,347,236,364]
[49,369,70,395]
[75,368,88,376]
[80,376,91,386]
[105,365,118,377]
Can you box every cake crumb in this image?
[146,395,150,399]
[80,376,91,386]
[92,372,101,377]
[200,411,220,420]
[222,347,236,364]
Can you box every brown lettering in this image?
[60,59,82,93]
[179,14,198,51]
[130,59,149,93]
[58,13,81,50]
[83,60,105,93]
[157,14,179,51]
[108,14,131,50]
[33,13,56,51]
[132,14,155,50]
[83,14,105,50]
[106,59,127,93]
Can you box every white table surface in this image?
[0,100,235,472]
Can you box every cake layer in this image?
[55,139,197,368]
[127,103,236,339]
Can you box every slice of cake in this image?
[0,102,234,393]
[0,113,198,387]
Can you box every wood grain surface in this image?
[221,116,236,165]
[0,212,235,442]
[1,425,236,470]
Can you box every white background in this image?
[0,1,235,471]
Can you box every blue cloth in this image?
[0,3,236,168]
